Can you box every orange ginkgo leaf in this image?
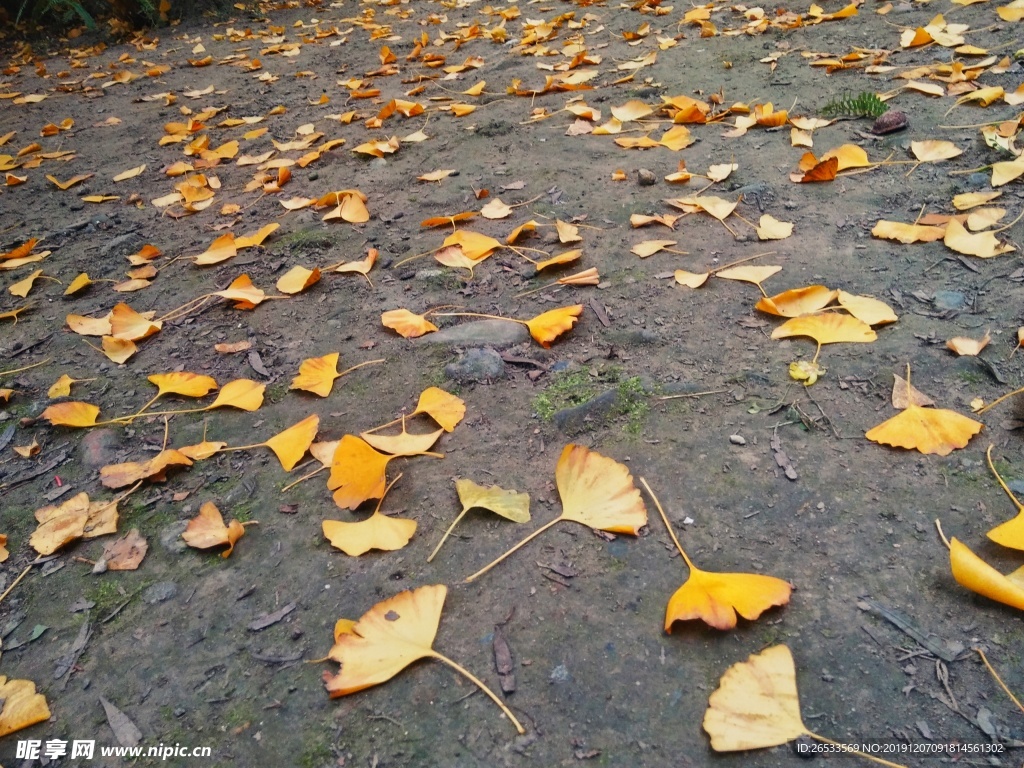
[947,330,990,356]
[524,304,583,347]
[322,584,524,733]
[193,233,238,265]
[381,308,438,339]
[361,419,443,457]
[323,475,416,556]
[182,501,248,557]
[944,218,1015,258]
[258,415,319,471]
[794,155,838,182]
[291,353,341,397]
[100,449,194,489]
[178,440,227,460]
[866,369,982,455]
[101,337,137,364]
[0,675,51,738]
[410,387,466,432]
[40,401,101,427]
[466,444,646,582]
[101,528,148,570]
[328,435,393,510]
[276,265,322,295]
[642,479,790,630]
[214,274,266,310]
[755,286,837,318]
[30,493,89,554]
[946,534,1024,611]
[984,446,1024,551]
[110,303,162,341]
[334,248,378,279]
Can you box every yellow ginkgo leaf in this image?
[771,313,877,348]
[207,379,265,411]
[328,435,393,510]
[47,374,76,398]
[148,371,218,399]
[871,220,946,244]
[276,265,321,295]
[674,269,710,288]
[291,353,341,397]
[323,584,524,733]
[952,191,1002,210]
[703,646,807,751]
[410,387,465,432]
[335,248,378,278]
[948,536,1024,611]
[944,218,1015,258]
[9,269,43,298]
[632,240,679,258]
[262,415,319,471]
[756,286,837,318]
[668,195,737,221]
[992,157,1024,187]
[442,230,501,261]
[110,303,162,341]
[63,273,93,295]
[715,265,782,288]
[100,449,193,489]
[911,139,962,162]
[361,421,443,457]
[790,360,825,386]
[40,401,101,427]
[434,245,477,273]
[524,304,582,347]
[0,675,51,738]
[182,501,247,557]
[866,389,982,457]
[820,143,872,171]
[30,492,89,554]
[947,330,990,356]
[466,444,646,582]
[382,308,438,339]
[235,223,279,249]
[67,313,112,336]
[213,274,266,309]
[755,215,793,240]
[178,440,227,460]
[193,233,237,265]
[610,99,653,122]
[428,478,531,562]
[323,510,416,556]
[836,290,898,326]
[101,337,137,364]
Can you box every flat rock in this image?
[933,290,968,311]
[424,320,529,347]
[142,582,178,604]
[159,521,189,554]
[445,348,506,383]
[79,429,122,468]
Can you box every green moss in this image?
[298,735,334,768]
[88,580,125,614]
[533,370,596,421]
[617,377,650,435]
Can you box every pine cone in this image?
[871,110,909,135]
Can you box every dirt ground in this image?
[1,0,1023,766]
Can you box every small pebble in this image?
[729,434,746,445]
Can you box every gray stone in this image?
[415,268,445,281]
[142,582,178,604]
[933,290,968,311]
[159,521,189,554]
[444,348,506,383]
[966,173,989,189]
[1009,480,1024,496]
[79,429,122,468]
[424,320,529,347]
[554,389,620,434]
[549,664,570,684]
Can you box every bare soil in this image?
[1,1,1023,767]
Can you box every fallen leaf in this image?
[381,308,438,338]
[113,164,146,181]
[948,536,1024,611]
[410,387,465,432]
[262,415,319,471]
[40,401,101,428]
[328,435,392,510]
[0,675,51,738]
[756,286,837,317]
[755,215,793,240]
[30,493,89,554]
[771,313,877,347]
[944,218,1014,258]
[872,220,946,244]
[291,353,341,397]
[891,373,935,409]
[836,291,898,326]
[182,501,246,557]
[100,449,193,489]
[428,479,531,562]
[276,265,321,295]
[525,304,583,347]
[102,529,148,570]
[947,330,990,356]
[148,371,218,399]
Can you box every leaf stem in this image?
[985,444,1023,510]
[974,647,1024,714]
[337,358,387,378]
[281,464,326,493]
[433,311,528,327]
[935,519,951,549]
[464,517,563,582]
[976,385,1024,415]
[427,507,469,563]
[639,478,695,570]
[804,731,907,768]
[429,651,525,734]
[0,565,32,606]
[0,358,50,377]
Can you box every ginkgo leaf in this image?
[193,233,237,265]
[703,645,807,751]
[953,191,1002,210]
[235,223,279,249]
[113,164,146,181]
[0,675,51,738]
[756,286,837,318]
[101,337,136,364]
[643,478,790,631]
[101,529,148,570]
[110,303,162,341]
[260,415,320,471]
[382,308,438,338]
[944,218,1014,258]
[323,510,416,556]
[755,215,793,240]
[47,374,77,398]
[9,269,44,298]
[479,198,512,219]
[771,313,877,348]
[0,534,7,563]
[506,220,538,244]
[182,501,246,557]
[66,313,111,336]
[820,144,872,171]
[466,444,645,582]
[428,479,531,562]
[632,240,679,258]
[206,379,264,411]
[992,157,1024,187]
[871,220,946,244]
[610,100,653,122]
[100,449,193,489]
[674,269,710,288]
[214,274,266,309]
[410,387,466,432]
[911,140,962,162]
[984,446,1024,551]
[715,265,782,289]
[524,304,582,347]
[328,435,392,510]
[555,220,583,244]
[30,493,89,554]
[866,402,982,456]
[41,401,101,427]
[966,208,1006,232]
[795,156,838,182]
[891,373,935,409]
[443,230,501,261]
[291,353,341,397]
[947,330,990,356]
[707,162,738,182]
[790,360,825,386]
[836,291,898,326]
[277,265,321,294]
[148,372,218,399]
[948,536,1024,611]
[178,440,227,460]
[434,245,477,273]
[361,421,443,457]
[323,584,524,733]
[670,195,737,221]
